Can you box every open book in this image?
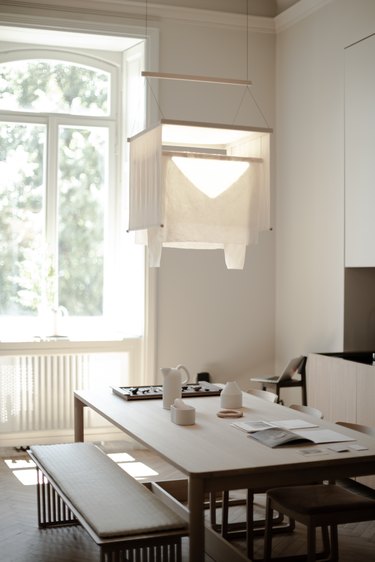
[232,418,318,432]
[248,427,356,448]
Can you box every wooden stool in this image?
[264,484,375,561]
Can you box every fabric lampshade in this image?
[128,119,271,269]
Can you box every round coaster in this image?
[216,409,243,418]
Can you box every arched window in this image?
[0,48,145,340]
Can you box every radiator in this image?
[0,353,129,436]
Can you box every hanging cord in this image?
[232,0,270,128]
[144,0,165,120]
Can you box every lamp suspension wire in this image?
[232,0,270,128]
[141,0,269,127]
[144,0,165,120]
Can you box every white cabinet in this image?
[356,364,375,427]
[345,34,375,266]
[307,353,357,422]
[307,353,375,488]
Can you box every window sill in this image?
[0,337,141,355]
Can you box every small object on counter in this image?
[170,398,196,425]
[196,372,210,383]
[220,381,243,409]
[217,409,243,418]
[161,365,190,410]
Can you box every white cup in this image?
[170,405,195,425]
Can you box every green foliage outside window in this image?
[0,58,111,317]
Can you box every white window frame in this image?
[0,18,159,383]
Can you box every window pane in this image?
[58,126,108,316]
[0,60,109,116]
[0,122,46,315]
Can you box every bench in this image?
[28,442,188,562]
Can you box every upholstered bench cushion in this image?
[30,443,186,538]
[268,484,375,516]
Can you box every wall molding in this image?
[0,0,335,37]
[275,0,334,33]
[0,0,274,33]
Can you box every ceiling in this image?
[144,1,301,18]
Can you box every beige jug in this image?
[161,365,190,410]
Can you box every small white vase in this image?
[220,381,243,409]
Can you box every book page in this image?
[232,418,317,432]
[269,419,318,430]
[248,427,311,448]
[293,429,356,444]
[232,420,273,432]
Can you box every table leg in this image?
[188,475,205,562]
[74,396,84,442]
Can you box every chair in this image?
[335,421,375,497]
[210,387,285,558]
[336,420,375,436]
[263,483,375,562]
[264,421,375,561]
[246,388,279,403]
[289,404,324,419]
[250,355,307,405]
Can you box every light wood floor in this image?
[1,440,375,561]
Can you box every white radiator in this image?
[0,352,129,438]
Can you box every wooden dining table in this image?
[74,388,375,562]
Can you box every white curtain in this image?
[128,125,163,230]
[129,127,270,269]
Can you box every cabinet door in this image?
[307,354,356,422]
[345,34,375,266]
[356,364,375,488]
[356,364,375,426]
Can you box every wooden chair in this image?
[246,388,279,403]
[336,420,375,436]
[264,421,375,561]
[250,356,307,405]
[335,421,375,497]
[263,483,375,562]
[210,387,284,558]
[289,404,324,419]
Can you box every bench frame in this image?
[29,449,187,562]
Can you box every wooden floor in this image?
[1,440,375,561]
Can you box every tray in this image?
[112,382,222,400]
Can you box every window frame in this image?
[0,43,147,348]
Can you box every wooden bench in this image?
[28,442,188,562]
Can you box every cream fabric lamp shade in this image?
[128,120,271,269]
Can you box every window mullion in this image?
[46,117,58,248]
[45,116,59,304]
[0,45,146,346]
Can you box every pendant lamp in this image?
[128,118,271,269]
[127,1,272,269]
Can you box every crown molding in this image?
[274,0,334,33]
[0,0,275,33]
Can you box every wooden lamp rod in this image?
[142,71,252,86]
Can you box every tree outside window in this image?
[0,55,144,338]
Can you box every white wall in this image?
[154,16,276,387]
[274,0,375,374]
[0,2,277,389]
[3,0,375,401]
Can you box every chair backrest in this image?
[289,404,324,419]
[246,388,278,403]
[336,421,375,436]
[279,355,306,381]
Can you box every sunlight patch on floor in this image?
[3,446,160,486]
[4,458,37,485]
[118,461,158,480]
[107,452,135,463]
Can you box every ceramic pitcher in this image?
[220,380,243,409]
[161,364,190,410]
